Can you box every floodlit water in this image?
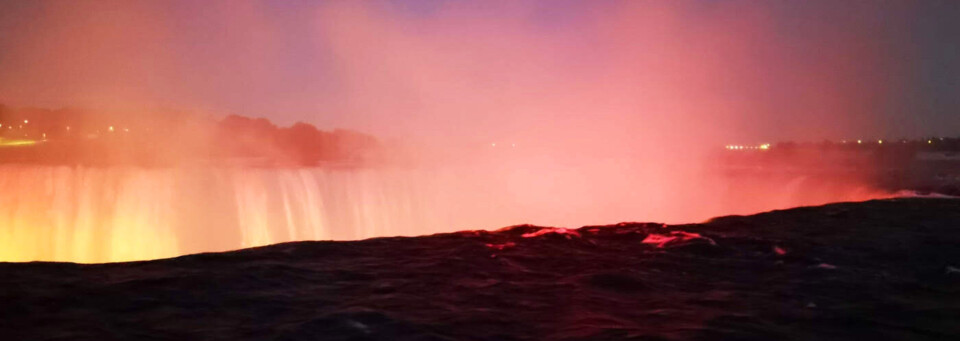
[0,165,891,262]
[3,199,958,340]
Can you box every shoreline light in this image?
[726,143,771,151]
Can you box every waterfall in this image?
[0,165,891,263]
[0,166,446,262]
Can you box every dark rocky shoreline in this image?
[2,198,959,340]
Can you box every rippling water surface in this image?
[1,199,958,340]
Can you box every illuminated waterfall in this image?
[0,166,446,263]
[0,165,890,263]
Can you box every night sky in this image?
[0,0,957,145]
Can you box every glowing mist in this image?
[0,164,891,263]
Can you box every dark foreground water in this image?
[2,198,959,340]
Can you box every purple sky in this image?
[0,0,957,145]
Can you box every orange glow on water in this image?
[0,164,893,263]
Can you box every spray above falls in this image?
[0,1,953,262]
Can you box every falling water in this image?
[0,166,447,262]
[0,165,891,263]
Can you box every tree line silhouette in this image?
[0,104,381,166]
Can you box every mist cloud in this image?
[0,0,914,148]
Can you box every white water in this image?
[0,165,889,263]
[0,166,456,262]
